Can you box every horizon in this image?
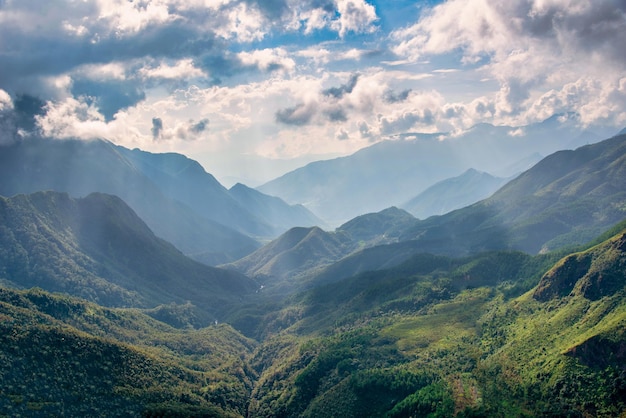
[1,0,625,185]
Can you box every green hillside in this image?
[0,191,258,321]
[244,225,626,417]
[1,206,625,417]
[400,134,626,255]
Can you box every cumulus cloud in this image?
[189,118,209,134]
[1,0,623,177]
[332,0,378,37]
[138,59,206,80]
[383,89,411,103]
[391,0,626,126]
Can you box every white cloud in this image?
[333,0,378,37]
[139,59,206,80]
[0,89,16,145]
[391,0,626,127]
[96,0,175,35]
[237,48,296,74]
[0,89,13,111]
[74,62,129,81]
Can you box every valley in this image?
[1,132,625,417]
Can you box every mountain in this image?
[224,207,419,294]
[0,136,260,264]
[402,168,508,219]
[0,137,330,264]
[0,191,258,320]
[244,225,626,417]
[228,183,324,234]
[229,133,626,298]
[116,146,275,238]
[533,224,626,302]
[258,115,611,225]
[225,226,353,292]
[2,185,625,416]
[398,133,626,255]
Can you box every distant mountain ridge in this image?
[228,182,324,232]
[402,169,509,219]
[228,133,626,293]
[258,115,613,225]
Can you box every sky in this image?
[0,0,625,186]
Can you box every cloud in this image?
[332,0,378,37]
[323,74,360,98]
[189,118,209,134]
[383,89,411,103]
[390,0,626,126]
[71,79,146,122]
[151,117,164,140]
[0,89,17,145]
[138,59,206,80]
[13,94,47,133]
[237,48,296,73]
[275,103,316,125]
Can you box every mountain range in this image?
[227,133,626,298]
[1,127,626,416]
[257,114,612,225]
[0,191,257,322]
[0,137,319,264]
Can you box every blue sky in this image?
[0,0,625,185]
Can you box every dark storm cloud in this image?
[190,118,209,134]
[383,89,411,103]
[563,1,626,65]
[511,0,626,66]
[309,0,335,13]
[13,94,47,132]
[323,74,360,98]
[275,103,315,125]
[0,106,17,145]
[247,0,289,20]
[151,117,163,140]
[0,14,233,99]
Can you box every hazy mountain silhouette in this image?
[402,168,509,219]
[258,115,612,225]
[232,133,626,291]
[0,136,326,264]
[225,207,421,292]
[229,182,324,233]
